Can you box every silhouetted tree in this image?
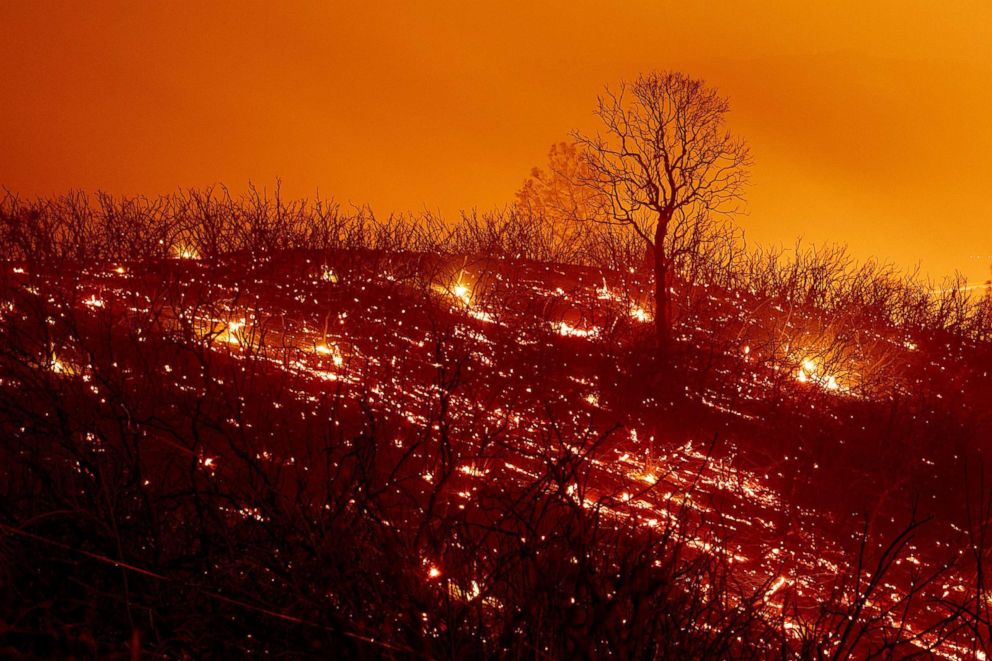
[573,71,751,355]
[515,142,608,227]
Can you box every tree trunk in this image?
[653,215,673,357]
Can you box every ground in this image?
[1,248,990,658]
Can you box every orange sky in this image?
[2,1,990,282]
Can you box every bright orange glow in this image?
[1,3,990,281]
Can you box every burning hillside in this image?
[1,191,990,658]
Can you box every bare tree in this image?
[573,71,751,354]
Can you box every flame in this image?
[458,464,488,477]
[173,245,199,260]
[796,357,844,392]
[434,275,495,323]
[452,283,471,306]
[630,305,651,322]
[596,281,651,322]
[315,342,345,367]
[224,319,246,345]
[48,353,79,376]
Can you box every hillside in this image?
[2,240,990,658]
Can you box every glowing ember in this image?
[596,280,619,301]
[765,575,789,599]
[637,471,658,485]
[553,321,599,339]
[467,308,495,323]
